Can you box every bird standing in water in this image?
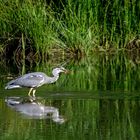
[5,67,68,97]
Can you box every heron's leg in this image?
[28,88,33,96]
[32,89,36,97]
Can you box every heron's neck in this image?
[52,74,59,82]
[46,74,59,84]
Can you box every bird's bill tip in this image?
[64,69,70,74]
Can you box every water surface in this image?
[1,53,140,140]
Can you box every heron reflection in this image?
[5,97,65,124]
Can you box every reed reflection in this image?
[5,97,65,124]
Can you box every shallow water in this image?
[1,91,140,140]
[1,53,140,140]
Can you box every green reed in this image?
[0,0,139,55]
[0,0,57,53]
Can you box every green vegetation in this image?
[0,0,140,57]
[1,1,140,139]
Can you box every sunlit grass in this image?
[0,0,139,56]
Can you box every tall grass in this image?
[0,0,57,53]
[0,0,140,55]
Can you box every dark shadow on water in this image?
[5,96,65,124]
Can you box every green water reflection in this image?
[0,95,140,140]
[1,52,140,139]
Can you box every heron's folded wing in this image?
[19,73,45,87]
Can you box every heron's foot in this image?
[32,89,36,98]
[27,88,36,102]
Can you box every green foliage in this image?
[0,0,57,52]
[0,0,140,54]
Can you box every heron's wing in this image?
[17,73,45,87]
[6,72,46,88]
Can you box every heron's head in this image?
[52,67,68,76]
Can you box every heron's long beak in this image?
[64,69,70,74]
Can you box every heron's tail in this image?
[5,85,21,89]
[5,78,21,89]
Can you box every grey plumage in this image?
[5,67,68,97]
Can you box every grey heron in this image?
[5,67,68,97]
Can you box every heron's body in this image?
[5,67,67,97]
[5,72,59,89]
